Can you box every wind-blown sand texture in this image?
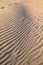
[0,0,43,65]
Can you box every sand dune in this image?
[0,0,43,65]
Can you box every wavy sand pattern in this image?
[0,0,43,65]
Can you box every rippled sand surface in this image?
[0,0,43,65]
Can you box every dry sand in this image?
[0,0,43,65]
